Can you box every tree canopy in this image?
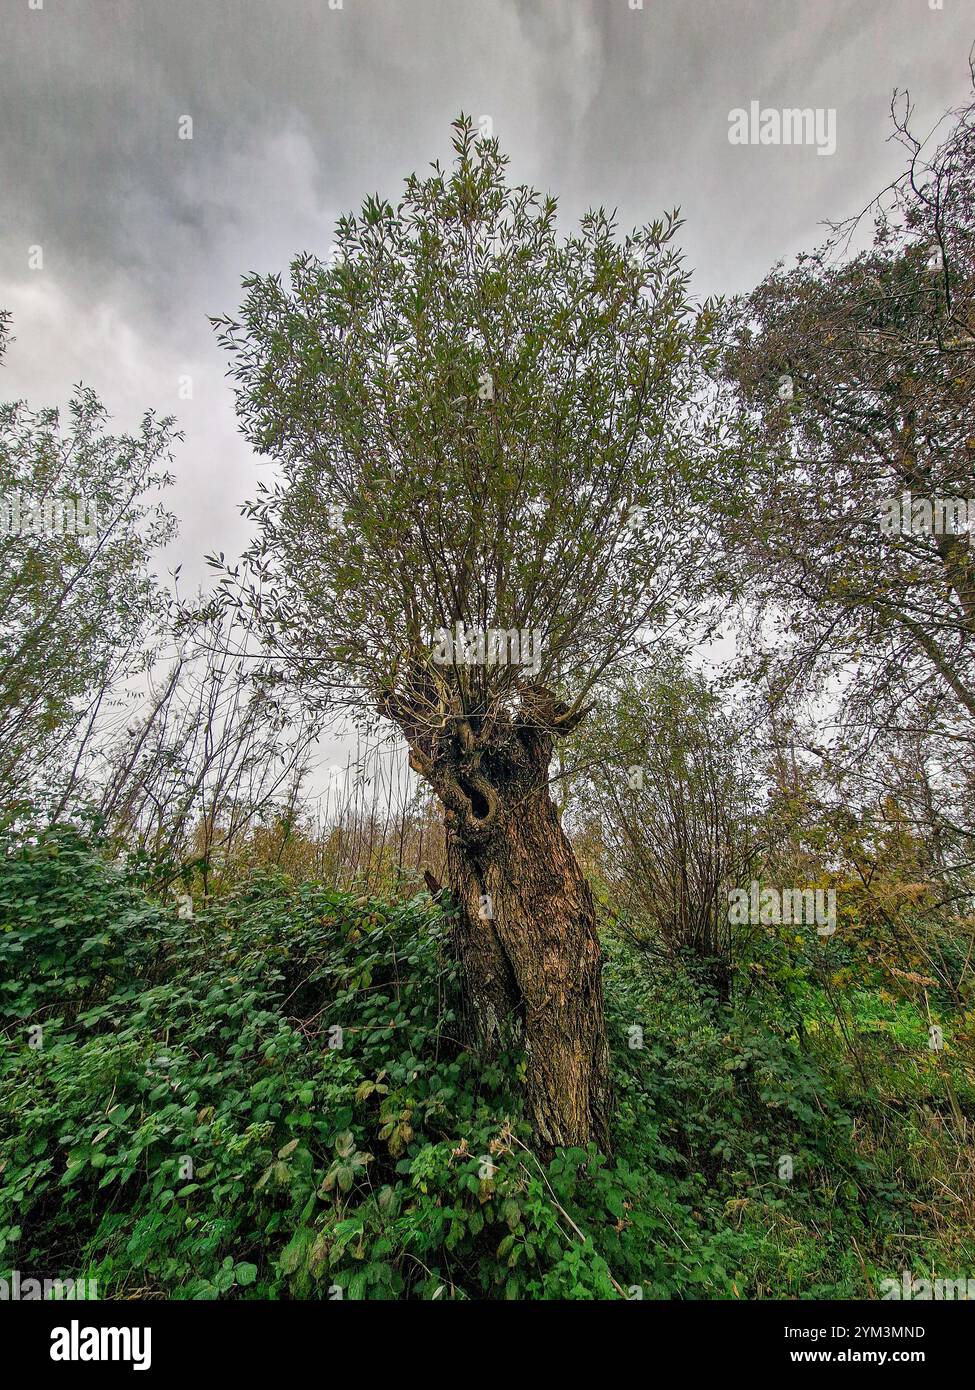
[215,116,721,763]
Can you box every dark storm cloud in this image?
[1,0,972,578]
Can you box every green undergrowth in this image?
[1,823,971,1299]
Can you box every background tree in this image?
[573,652,763,999]
[720,73,975,762]
[215,117,721,1148]
[0,318,178,807]
[88,602,321,890]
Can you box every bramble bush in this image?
[0,821,970,1299]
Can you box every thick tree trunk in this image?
[382,676,612,1151]
[441,751,611,1153]
[446,785,611,1150]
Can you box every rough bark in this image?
[445,769,612,1152]
[381,676,612,1152]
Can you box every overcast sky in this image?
[1,0,972,585]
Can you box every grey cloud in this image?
[1,0,972,584]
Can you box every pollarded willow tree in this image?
[215,117,721,1149]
